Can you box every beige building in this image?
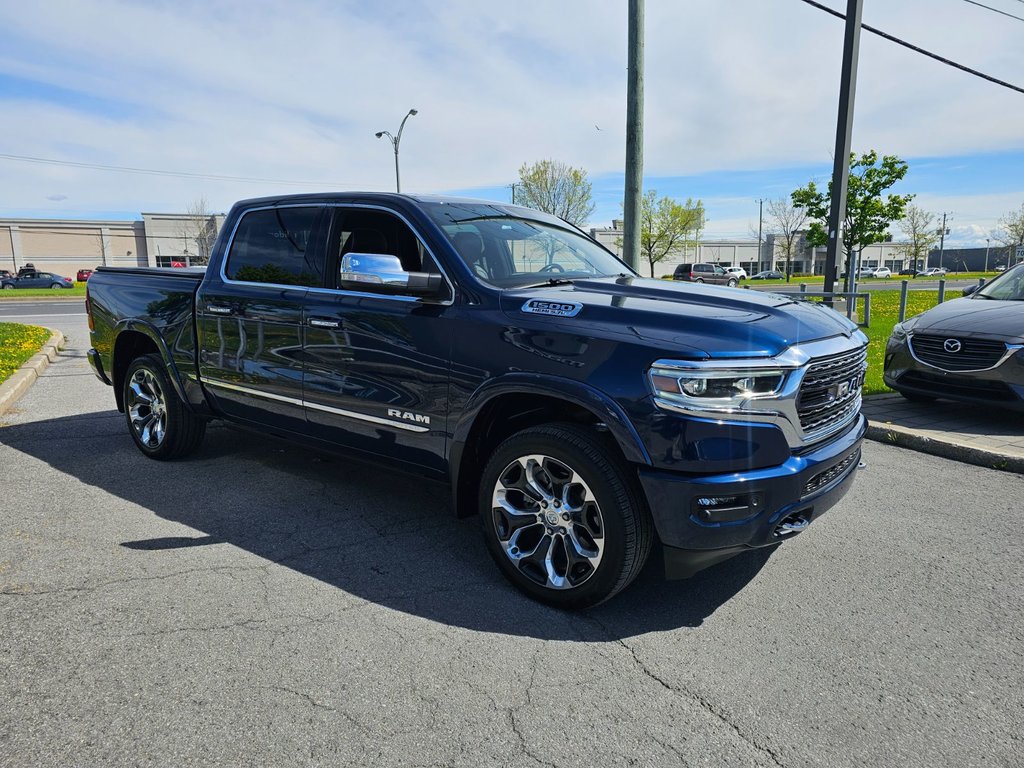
[1,212,225,275]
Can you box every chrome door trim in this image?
[202,377,430,433]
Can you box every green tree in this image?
[993,203,1024,265]
[632,191,705,277]
[517,160,595,227]
[765,197,808,282]
[897,205,939,272]
[791,151,913,280]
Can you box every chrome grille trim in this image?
[908,334,1016,373]
[796,346,868,442]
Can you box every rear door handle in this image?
[206,304,234,315]
[308,317,342,329]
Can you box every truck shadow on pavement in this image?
[1,411,775,640]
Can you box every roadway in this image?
[0,313,1020,766]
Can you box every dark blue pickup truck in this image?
[86,193,868,608]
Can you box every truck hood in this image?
[501,276,860,359]
[906,296,1024,343]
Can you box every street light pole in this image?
[375,108,418,193]
[985,237,990,273]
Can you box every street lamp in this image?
[375,108,418,193]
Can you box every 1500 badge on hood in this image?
[521,299,583,317]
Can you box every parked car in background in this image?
[672,263,739,287]
[1,271,74,290]
[16,263,37,278]
[898,268,918,276]
[916,267,947,278]
[871,267,892,279]
[749,270,784,280]
[0,269,12,281]
[723,266,747,280]
[77,268,94,282]
[995,265,1007,272]
[884,264,1024,410]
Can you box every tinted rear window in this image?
[225,207,323,286]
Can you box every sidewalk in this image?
[862,393,1024,473]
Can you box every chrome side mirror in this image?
[339,253,447,299]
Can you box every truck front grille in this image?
[797,346,867,441]
[909,335,1006,371]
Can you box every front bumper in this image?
[638,414,866,579]
[884,334,1024,410]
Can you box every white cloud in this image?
[0,0,1021,226]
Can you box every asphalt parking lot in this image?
[1,317,1022,767]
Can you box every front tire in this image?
[727,278,738,287]
[123,354,206,459]
[479,423,653,609]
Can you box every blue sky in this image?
[1,0,1023,246]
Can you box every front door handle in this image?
[308,317,342,329]
[206,304,234,315]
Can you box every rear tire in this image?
[50,283,63,290]
[693,278,704,284]
[479,423,653,609]
[123,354,206,460]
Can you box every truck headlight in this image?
[649,366,788,412]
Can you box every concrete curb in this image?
[865,421,1024,475]
[0,295,84,303]
[0,328,66,419]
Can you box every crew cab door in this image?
[196,204,327,432]
[301,205,453,472]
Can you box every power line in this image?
[0,153,384,189]
[797,0,1024,96]
[960,0,1024,23]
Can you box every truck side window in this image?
[328,209,445,297]
[225,207,323,286]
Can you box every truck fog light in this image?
[692,492,764,523]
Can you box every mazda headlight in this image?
[649,365,789,413]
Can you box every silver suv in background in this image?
[672,263,739,287]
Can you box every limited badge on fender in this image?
[521,299,583,317]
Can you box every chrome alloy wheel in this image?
[126,368,167,449]
[491,454,605,590]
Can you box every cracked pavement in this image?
[0,315,1022,766]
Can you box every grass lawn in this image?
[0,283,87,299]
[0,322,52,385]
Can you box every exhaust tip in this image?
[773,511,811,538]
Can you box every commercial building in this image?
[0,212,225,276]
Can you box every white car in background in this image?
[723,266,747,280]
[871,267,892,278]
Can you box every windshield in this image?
[423,201,633,288]
[976,264,1024,300]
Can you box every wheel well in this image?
[454,394,618,519]
[112,331,160,412]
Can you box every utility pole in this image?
[622,0,644,272]
[756,198,764,271]
[937,212,951,269]
[508,183,520,205]
[985,237,990,273]
[823,0,863,302]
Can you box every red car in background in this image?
[77,268,94,282]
